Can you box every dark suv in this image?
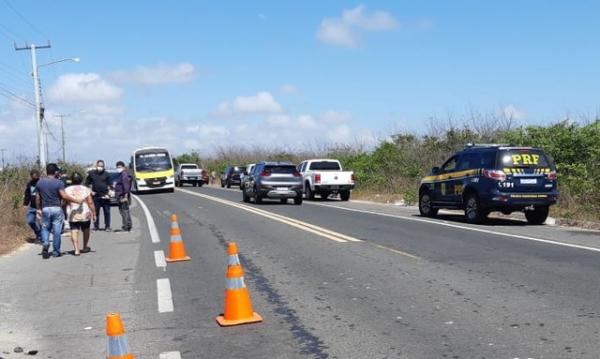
[418,144,558,224]
[220,166,246,188]
[242,162,303,205]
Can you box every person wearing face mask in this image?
[23,169,42,242]
[114,161,132,232]
[85,159,112,231]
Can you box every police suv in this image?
[419,144,558,224]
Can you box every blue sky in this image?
[1,1,599,164]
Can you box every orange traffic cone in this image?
[166,214,190,262]
[105,312,134,359]
[216,243,262,327]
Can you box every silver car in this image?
[242,162,303,205]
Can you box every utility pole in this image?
[55,114,66,162]
[0,148,6,169]
[15,42,51,170]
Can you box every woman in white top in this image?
[65,172,96,256]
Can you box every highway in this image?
[2,185,600,358]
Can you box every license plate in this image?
[189,177,197,180]
[520,178,537,185]
[153,181,161,185]
[331,185,339,190]
[277,187,289,191]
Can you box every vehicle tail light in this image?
[292,171,302,177]
[483,169,506,181]
[351,173,357,181]
[314,173,321,183]
[260,170,271,177]
[547,170,557,180]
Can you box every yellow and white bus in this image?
[130,147,175,193]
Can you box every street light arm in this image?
[38,57,80,68]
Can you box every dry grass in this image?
[0,168,33,255]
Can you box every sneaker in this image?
[42,246,50,259]
[81,246,91,253]
[93,227,100,231]
[52,251,62,258]
[104,227,112,232]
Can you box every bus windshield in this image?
[135,151,172,172]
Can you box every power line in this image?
[1,0,47,39]
[0,84,35,107]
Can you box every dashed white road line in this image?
[132,194,161,243]
[159,351,182,359]
[307,202,600,254]
[154,250,167,271]
[157,278,174,313]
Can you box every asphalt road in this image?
[2,186,600,358]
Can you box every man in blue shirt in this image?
[35,163,82,259]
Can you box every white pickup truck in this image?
[175,163,204,187]
[297,159,355,201]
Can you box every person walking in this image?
[114,161,132,232]
[35,163,82,259]
[65,172,96,255]
[23,169,41,242]
[85,160,112,231]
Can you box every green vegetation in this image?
[183,119,600,222]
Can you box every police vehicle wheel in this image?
[294,195,303,205]
[242,190,250,203]
[525,205,549,225]
[465,194,485,224]
[419,192,438,217]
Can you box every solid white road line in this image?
[307,202,600,254]
[157,278,174,313]
[159,351,182,359]
[178,188,361,243]
[154,250,167,271]
[132,194,161,243]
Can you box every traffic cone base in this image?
[166,255,191,262]
[107,353,134,359]
[216,311,262,326]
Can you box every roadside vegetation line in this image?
[132,194,161,243]
[154,250,167,271]
[178,188,361,243]
[308,202,600,254]
[373,243,421,260]
[159,351,182,359]
[157,278,174,313]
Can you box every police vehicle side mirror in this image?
[431,166,440,175]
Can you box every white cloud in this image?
[328,124,353,143]
[317,5,398,47]
[280,84,298,95]
[266,114,292,127]
[502,105,525,120]
[111,62,196,85]
[297,115,318,129]
[185,124,230,137]
[321,110,352,124]
[48,73,123,104]
[214,91,283,116]
[341,5,398,30]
